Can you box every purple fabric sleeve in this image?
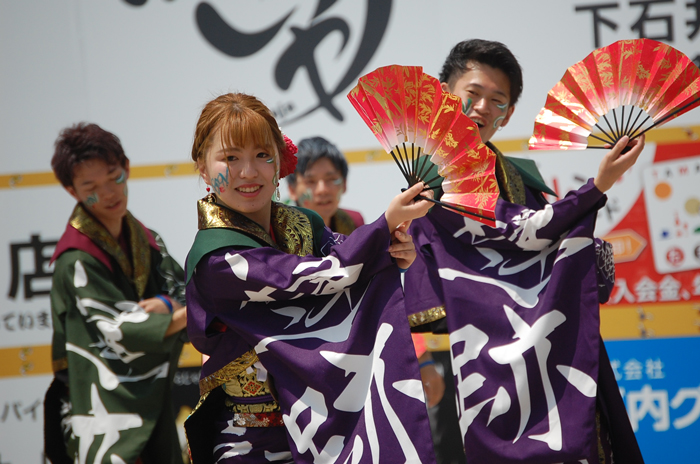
[192,214,394,313]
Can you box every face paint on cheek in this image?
[123,185,128,198]
[462,98,473,116]
[116,169,126,184]
[211,166,230,194]
[85,192,99,208]
[493,103,508,129]
[298,188,314,208]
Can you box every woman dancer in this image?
[184,93,436,463]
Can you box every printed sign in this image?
[643,157,700,274]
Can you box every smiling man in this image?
[440,39,555,206]
[286,136,364,235]
[407,39,645,464]
[45,123,188,464]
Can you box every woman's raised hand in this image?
[385,182,434,232]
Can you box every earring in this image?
[275,184,281,202]
[206,186,211,192]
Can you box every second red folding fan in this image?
[529,39,700,151]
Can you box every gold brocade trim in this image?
[272,203,314,257]
[199,349,258,396]
[408,305,447,327]
[222,369,275,400]
[52,357,68,373]
[69,204,152,298]
[331,209,358,236]
[488,142,526,206]
[231,412,284,427]
[197,194,314,257]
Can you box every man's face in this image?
[289,157,345,225]
[443,61,515,143]
[66,158,130,228]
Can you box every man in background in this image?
[287,136,364,234]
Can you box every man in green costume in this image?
[44,123,188,464]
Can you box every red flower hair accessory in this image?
[279,133,298,178]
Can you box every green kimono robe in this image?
[46,203,186,464]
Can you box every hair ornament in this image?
[279,133,298,179]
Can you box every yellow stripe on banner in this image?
[0,342,202,379]
[3,124,700,190]
[601,301,700,340]
[0,345,53,378]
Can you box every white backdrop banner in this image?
[3,0,700,461]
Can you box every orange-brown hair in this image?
[191,93,285,166]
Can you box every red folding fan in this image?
[529,39,700,150]
[347,65,499,225]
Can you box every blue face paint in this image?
[298,188,314,207]
[332,177,343,186]
[211,165,230,194]
[116,169,126,184]
[462,98,473,116]
[85,192,99,208]
[496,102,509,112]
[493,116,505,129]
[266,158,275,164]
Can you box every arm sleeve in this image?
[595,238,615,303]
[475,178,608,252]
[51,251,177,356]
[151,230,186,306]
[193,214,394,312]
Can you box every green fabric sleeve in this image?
[51,250,177,359]
[150,229,186,306]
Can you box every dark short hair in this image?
[286,137,349,188]
[439,39,523,106]
[51,123,128,187]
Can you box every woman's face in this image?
[199,127,278,227]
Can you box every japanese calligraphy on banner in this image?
[511,142,700,339]
[4,0,700,462]
[606,336,700,463]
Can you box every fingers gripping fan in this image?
[529,39,700,150]
[347,65,499,225]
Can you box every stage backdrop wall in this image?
[2,1,699,462]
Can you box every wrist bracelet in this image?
[418,359,435,369]
[156,295,173,313]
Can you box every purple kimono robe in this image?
[186,200,435,463]
[406,179,643,464]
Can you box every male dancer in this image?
[45,123,187,463]
[407,39,645,464]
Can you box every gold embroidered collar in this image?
[197,194,314,257]
[69,203,152,298]
[488,142,527,206]
[331,209,358,236]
